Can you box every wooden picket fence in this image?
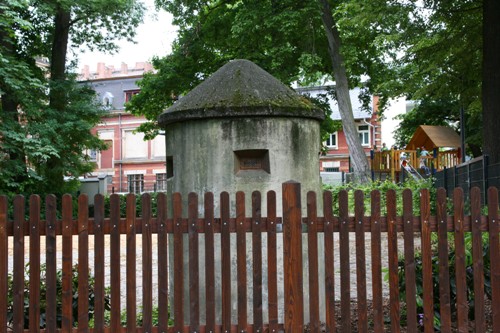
[0,182,499,332]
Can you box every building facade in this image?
[296,86,382,173]
[81,62,166,193]
[82,63,382,193]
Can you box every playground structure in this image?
[372,125,462,182]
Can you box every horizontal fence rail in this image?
[0,184,499,332]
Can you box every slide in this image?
[401,159,424,180]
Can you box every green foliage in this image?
[0,0,144,197]
[7,263,111,329]
[99,305,174,327]
[128,0,403,141]
[323,178,436,216]
[87,192,162,218]
[388,0,483,153]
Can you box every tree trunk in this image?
[482,0,500,163]
[49,5,71,109]
[318,0,371,183]
[46,5,71,192]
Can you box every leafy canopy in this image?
[0,0,145,196]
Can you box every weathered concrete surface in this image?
[159,59,324,324]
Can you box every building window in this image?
[87,149,97,161]
[151,135,166,158]
[322,161,340,172]
[358,125,370,146]
[325,132,337,148]
[123,129,148,159]
[128,174,144,193]
[102,92,114,109]
[125,89,140,102]
[156,173,167,191]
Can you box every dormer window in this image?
[125,89,140,102]
[102,92,114,108]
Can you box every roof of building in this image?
[406,125,461,150]
[159,59,324,126]
[295,86,373,120]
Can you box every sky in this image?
[75,0,177,72]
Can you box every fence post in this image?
[282,181,304,331]
[484,154,490,204]
[443,166,448,193]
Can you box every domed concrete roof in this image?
[158,59,324,126]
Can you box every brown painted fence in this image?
[0,183,499,332]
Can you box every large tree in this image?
[129,0,413,183]
[386,1,487,158]
[0,0,145,195]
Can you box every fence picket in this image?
[339,190,351,333]
[142,193,153,332]
[157,193,169,332]
[236,191,247,332]
[488,187,500,332]
[126,193,137,331]
[13,196,24,332]
[307,191,320,333]
[0,196,6,333]
[173,193,184,332]
[386,190,400,333]
[61,194,73,332]
[282,181,304,331]
[420,189,434,333]
[453,188,468,332]
[29,195,41,332]
[370,191,383,333]
[204,192,216,332]
[266,191,278,333]
[188,192,200,332]
[437,188,452,331]
[109,194,121,331]
[471,187,485,333]
[93,194,105,333]
[252,191,263,332]
[354,190,367,333]
[0,184,498,333]
[220,192,231,332]
[78,195,90,332]
[403,189,417,331]
[323,191,336,333]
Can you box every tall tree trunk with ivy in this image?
[483,0,500,163]
[318,0,370,183]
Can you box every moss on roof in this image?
[159,59,323,126]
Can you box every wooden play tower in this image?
[372,125,462,182]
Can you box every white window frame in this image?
[123,129,148,159]
[324,132,338,148]
[156,173,167,192]
[357,124,370,147]
[151,135,166,158]
[322,161,340,172]
[127,174,144,193]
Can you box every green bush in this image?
[7,263,111,329]
[323,178,436,216]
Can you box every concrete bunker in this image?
[158,59,324,213]
[158,59,325,323]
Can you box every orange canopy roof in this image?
[406,125,461,150]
